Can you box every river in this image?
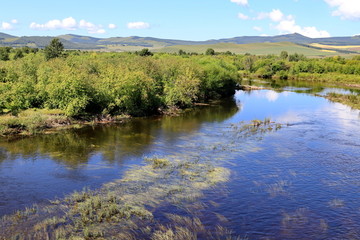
[0,80,360,239]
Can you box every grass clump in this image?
[145,157,171,169]
[326,92,360,110]
[0,108,69,136]
[0,155,231,239]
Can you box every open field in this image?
[156,42,349,57]
[310,43,360,53]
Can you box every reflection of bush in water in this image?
[0,97,239,167]
[161,97,239,134]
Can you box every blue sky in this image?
[1,0,359,40]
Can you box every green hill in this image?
[0,32,16,39]
[1,31,360,55]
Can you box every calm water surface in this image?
[0,82,360,239]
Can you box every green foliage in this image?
[2,50,358,121]
[178,49,187,55]
[280,51,289,59]
[205,48,216,55]
[137,48,153,56]
[0,47,10,61]
[0,52,240,118]
[44,38,64,60]
[13,49,24,60]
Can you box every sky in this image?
[0,0,359,40]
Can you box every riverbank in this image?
[0,109,132,137]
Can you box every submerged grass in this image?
[0,119,284,239]
[0,155,231,239]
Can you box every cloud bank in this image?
[324,0,360,20]
[29,17,110,34]
[259,9,330,38]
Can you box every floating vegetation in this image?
[229,118,286,139]
[0,155,232,239]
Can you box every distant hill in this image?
[0,32,360,55]
[0,32,16,39]
[0,35,102,49]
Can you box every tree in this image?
[0,47,10,61]
[44,38,64,60]
[137,48,153,56]
[13,49,24,60]
[205,48,215,55]
[178,49,187,55]
[280,51,288,60]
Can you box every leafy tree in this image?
[0,48,10,61]
[137,48,153,56]
[44,38,64,60]
[280,51,288,59]
[13,49,24,60]
[205,48,215,56]
[178,49,187,55]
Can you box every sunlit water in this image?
[0,82,360,239]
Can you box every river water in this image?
[0,81,359,239]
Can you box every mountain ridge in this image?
[1,32,360,50]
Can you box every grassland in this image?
[310,43,360,53]
[157,42,346,57]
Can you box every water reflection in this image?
[0,97,238,216]
[0,97,239,168]
[243,78,360,96]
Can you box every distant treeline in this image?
[1,46,360,117]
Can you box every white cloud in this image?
[79,19,106,34]
[256,9,285,22]
[127,22,150,29]
[253,26,262,31]
[269,9,284,22]
[238,13,249,20]
[1,22,14,30]
[274,18,330,38]
[257,9,330,38]
[30,17,77,30]
[324,0,360,20]
[0,19,18,30]
[108,23,117,29]
[29,17,107,34]
[230,0,248,6]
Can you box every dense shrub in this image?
[0,52,240,117]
